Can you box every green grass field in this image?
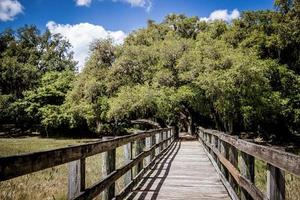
[0,137,126,200]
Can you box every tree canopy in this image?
[1,0,299,138]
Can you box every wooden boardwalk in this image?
[126,136,231,200]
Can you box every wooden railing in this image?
[197,127,300,200]
[0,128,175,200]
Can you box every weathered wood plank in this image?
[127,139,231,200]
[73,136,173,200]
[68,158,85,200]
[267,164,285,200]
[136,138,145,173]
[198,127,300,177]
[199,138,239,200]
[200,134,264,200]
[145,137,152,166]
[228,144,239,195]
[114,138,176,200]
[123,142,132,186]
[0,128,172,181]
[240,152,254,200]
[102,148,116,200]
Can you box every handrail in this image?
[197,126,300,200]
[0,127,175,200]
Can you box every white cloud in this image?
[75,0,92,7]
[75,0,152,11]
[200,9,240,22]
[115,0,152,11]
[0,0,23,21]
[46,21,126,70]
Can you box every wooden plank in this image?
[267,164,285,200]
[228,144,239,195]
[199,138,239,200]
[128,140,231,200]
[0,128,173,181]
[151,134,156,161]
[198,127,300,177]
[240,152,254,200]
[68,158,85,200]
[123,142,132,186]
[145,137,152,166]
[102,148,116,200]
[200,136,264,200]
[136,138,145,173]
[115,137,176,200]
[220,140,228,178]
[73,136,173,200]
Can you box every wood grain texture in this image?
[68,158,85,200]
[0,128,173,181]
[267,164,285,200]
[126,139,231,200]
[198,127,300,177]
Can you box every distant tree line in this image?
[0,0,299,139]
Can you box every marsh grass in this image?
[254,158,300,200]
[237,152,299,200]
[0,137,126,200]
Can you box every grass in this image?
[0,137,126,200]
[236,150,300,200]
[254,159,300,200]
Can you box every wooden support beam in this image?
[228,144,239,195]
[135,138,144,173]
[240,152,254,200]
[159,131,163,152]
[102,148,116,200]
[220,140,228,179]
[267,164,285,200]
[151,134,156,160]
[145,137,152,166]
[123,142,132,186]
[68,158,85,200]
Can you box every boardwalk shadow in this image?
[126,139,181,200]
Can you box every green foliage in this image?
[1,0,299,138]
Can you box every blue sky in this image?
[1,0,274,32]
[0,0,274,69]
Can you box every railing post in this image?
[267,164,285,200]
[68,158,85,200]
[240,152,254,200]
[151,133,156,160]
[159,131,163,152]
[136,138,144,173]
[220,140,228,179]
[123,142,132,186]
[102,139,116,200]
[145,136,152,166]
[211,135,218,161]
[228,144,239,194]
[167,130,170,145]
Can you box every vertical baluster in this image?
[123,142,132,186]
[240,152,254,200]
[102,148,116,200]
[68,158,85,200]
[136,138,144,173]
[220,140,228,179]
[159,131,163,152]
[145,136,152,166]
[267,164,285,200]
[155,132,160,155]
[211,135,218,161]
[228,144,239,194]
[151,133,156,161]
